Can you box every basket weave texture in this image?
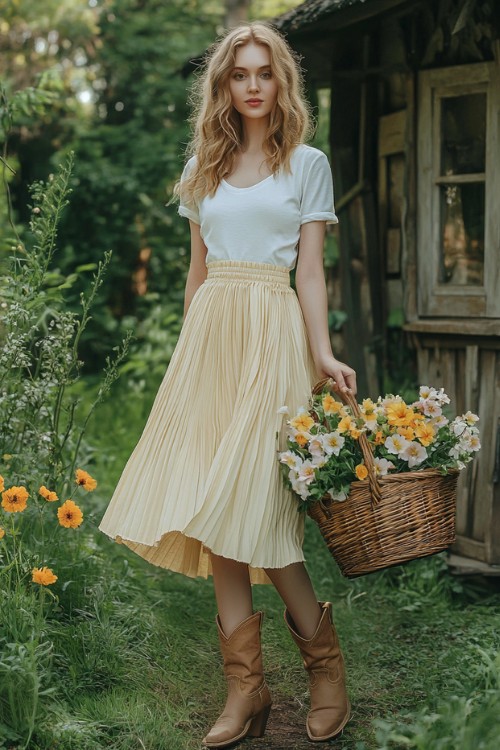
[306,379,458,578]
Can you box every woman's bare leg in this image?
[211,553,253,636]
[264,562,322,639]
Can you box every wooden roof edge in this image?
[273,0,421,36]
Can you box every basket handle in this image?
[312,377,382,507]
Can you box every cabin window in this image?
[417,63,500,318]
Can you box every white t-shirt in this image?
[177,143,338,270]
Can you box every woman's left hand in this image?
[315,354,357,396]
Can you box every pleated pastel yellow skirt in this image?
[98,259,318,584]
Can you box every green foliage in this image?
[0,118,133,746]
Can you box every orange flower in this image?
[0,475,4,493]
[290,414,315,433]
[374,431,384,445]
[32,566,58,585]
[1,486,28,513]
[75,469,97,491]
[295,433,309,447]
[337,416,353,434]
[355,464,368,480]
[397,426,415,441]
[322,394,342,415]
[0,526,5,540]
[57,499,83,528]
[39,485,59,502]
[386,401,411,426]
[350,428,362,440]
[415,423,436,447]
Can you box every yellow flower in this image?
[1,486,29,513]
[350,428,362,440]
[39,485,59,502]
[397,426,415,440]
[0,475,4,493]
[322,394,342,414]
[415,423,436,447]
[355,464,368,480]
[57,499,83,528]
[295,433,309,447]
[290,414,315,433]
[386,401,411,426]
[32,566,58,585]
[0,526,5,540]
[406,410,425,428]
[337,416,352,434]
[75,469,97,491]
[374,431,384,445]
[362,398,376,412]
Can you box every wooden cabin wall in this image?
[329,32,384,398]
[409,334,500,564]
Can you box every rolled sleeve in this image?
[178,157,200,225]
[300,152,339,225]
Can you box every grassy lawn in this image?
[2,377,500,749]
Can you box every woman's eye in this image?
[261,72,272,79]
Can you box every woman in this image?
[99,20,356,748]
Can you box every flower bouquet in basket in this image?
[277,378,481,578]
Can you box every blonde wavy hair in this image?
[171,21,314,207]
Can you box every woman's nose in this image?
[248,76,260,91]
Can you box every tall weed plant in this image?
[0,85,131,748]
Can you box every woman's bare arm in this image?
[183,220,208,319]
[295,221,357,395]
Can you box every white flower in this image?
[434,388,450,405]
[419,399,442,418]
[277,405,289,415]
[431,414,449,428]
[290,471,310,500]
[326,487,349,502]
[461,410,479,426]
[312,455,327,468]
[279,451,303,471]
[309,436,325,458]
[373,457,396,476]
[451,419,467,437]
[460,433,481,453]
[400,441,428,468]
[297,460,317,485]
[321,431,345,456]
[384,434,410,456]
[419,385,438,400]
[448,445,461,459]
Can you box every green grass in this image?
[2,375,500,749]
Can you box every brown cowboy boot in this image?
[284,601,350,741]
[202,611,272,748]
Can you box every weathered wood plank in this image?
[404,319,500,337]
[453,534,486,562]
[471,350,496,544]
[486,355,500,562]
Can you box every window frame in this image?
[417,62,500,318]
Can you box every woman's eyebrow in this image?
[232,65,271,70]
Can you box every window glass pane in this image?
[441,94,486,174]
[440,182,484,285]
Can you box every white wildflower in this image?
[321,431,345,456]
[384,434,410,456]
[373,457,396,476]
[400,441,428,468]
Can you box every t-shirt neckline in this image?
[221,173,276,192]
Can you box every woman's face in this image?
[228,42,278,121]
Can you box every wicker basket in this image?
[306,378,458,578]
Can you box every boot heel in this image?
[248,704,271,737]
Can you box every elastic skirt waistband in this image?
[206,259,291,287]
